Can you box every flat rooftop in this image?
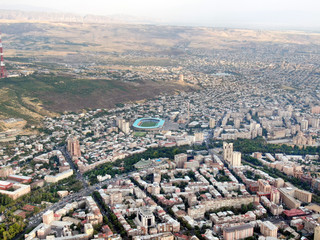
[224,223,253,232]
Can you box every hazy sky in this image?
[2,0,320,29]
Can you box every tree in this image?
[34,207,40,214]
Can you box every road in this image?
[57,146,89,188]
[13,172,130,240]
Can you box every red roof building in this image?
[22,205,35,212]
[0,180,13,190]
[283,209,306,218]
[8,174,32,184]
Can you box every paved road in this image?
[13,172,130,240]
[57,146,89,188]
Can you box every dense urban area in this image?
[0,12,320,240]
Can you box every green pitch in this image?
[140,121,158,127]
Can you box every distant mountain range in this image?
[0,9,157,25]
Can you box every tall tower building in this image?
[0,32,7,79]
[223,142,233,162]
[231,151,241,167]
[174,153,188,168]
[179,74,184,83]
[67,136,81,158]
[43,210,54,225]
[301,119,308,131]
[209,118,215,129]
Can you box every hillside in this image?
[0,74,193,124]
[0,11,319,126]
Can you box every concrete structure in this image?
[187,205,206,219]
[174,153,188,168]
[295,189,312,203]
[194,132,204,143]
[223,224,254,240]
[0,180,13,190]
[231,152,241,167]
[0,182,31,200]
[258,179,271,193]
[117,118,130,134]
[274,178,284,188]
[179,74,184,83]
[8,174,32,184]
[67,136,81,158]
[45,169,73,183]
[202,195,259,211]
[136,207,155,228]
[209,118,215,129]
[0,166,13,177]
[301,119,309,131]
[223,142,233,162]
[260,221,278,238]
[84,223,94,237]
[132,118,165,131]
[43,210,54,225]
[270,188,280,204]
[279,188,301,209]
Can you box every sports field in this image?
[140,121,158,127]
[132,117,165,131]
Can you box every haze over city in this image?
[0,1,320,240]
[2,0,320,30]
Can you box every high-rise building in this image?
[301,119,309,131]
[270,188,280,204]
[67,136,81,158]
[116,118,130,134]
[274,178,284,188]
[311,118,319,129]
[260,221,278,238]
[136,207,155,228]
[258,179,271,193]
[43,210,54,225]
[231,152,241,167]
[209,118,215,129]
[179,74,184,83]
[223,142,233,162]
[311,106,320,114]
[174,153,188,168]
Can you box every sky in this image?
[1,0,320,30]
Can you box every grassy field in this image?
[133,132,147,137]
[140,120,159,128]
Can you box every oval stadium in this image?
[132,118,165,131]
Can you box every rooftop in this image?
[224,223,253,232]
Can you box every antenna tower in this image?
[0,32,7,78]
